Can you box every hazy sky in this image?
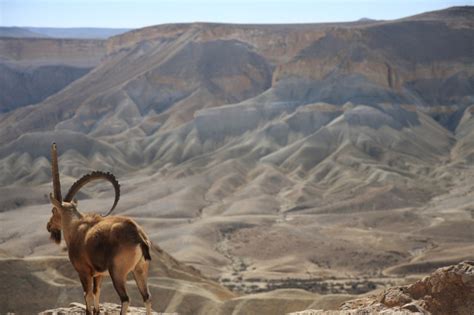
[0,0,472,28]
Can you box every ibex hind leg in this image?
[110,268,130,315]
[133,259,152,315]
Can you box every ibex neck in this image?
[61,209,83,246]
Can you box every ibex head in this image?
[47,143,121,244]
[46,193,77,244]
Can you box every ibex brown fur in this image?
[47,143,152,315]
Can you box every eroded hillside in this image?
[0,6,473,314]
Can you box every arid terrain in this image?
[0,6,473,314]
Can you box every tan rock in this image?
[295,261,474,315]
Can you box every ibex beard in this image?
[47,143,152,315]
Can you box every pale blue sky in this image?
[0,0,472,28]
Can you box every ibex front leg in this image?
[79,274,94,315]
[93,275,103,315]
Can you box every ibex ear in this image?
[71,198,78,207]
[49,193,61,208]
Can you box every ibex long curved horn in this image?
[64,171,120,217]
[51,143,62,202]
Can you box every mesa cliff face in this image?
[0,37,105,66]
[0,37,106,112]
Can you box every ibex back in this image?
[47,143,152,315]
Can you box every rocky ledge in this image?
[40,302,168,315]
[290,261,474,315]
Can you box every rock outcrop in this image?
[290,261,474,315]
[40,302,161,315]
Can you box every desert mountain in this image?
[26,27,131,39]
[0,6,473,314]
[0,27,130,39]
[0,27,46,38]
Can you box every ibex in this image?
[47,143,152,315]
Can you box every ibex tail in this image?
[139,228,152,261]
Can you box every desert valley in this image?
[0,6,473,314]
